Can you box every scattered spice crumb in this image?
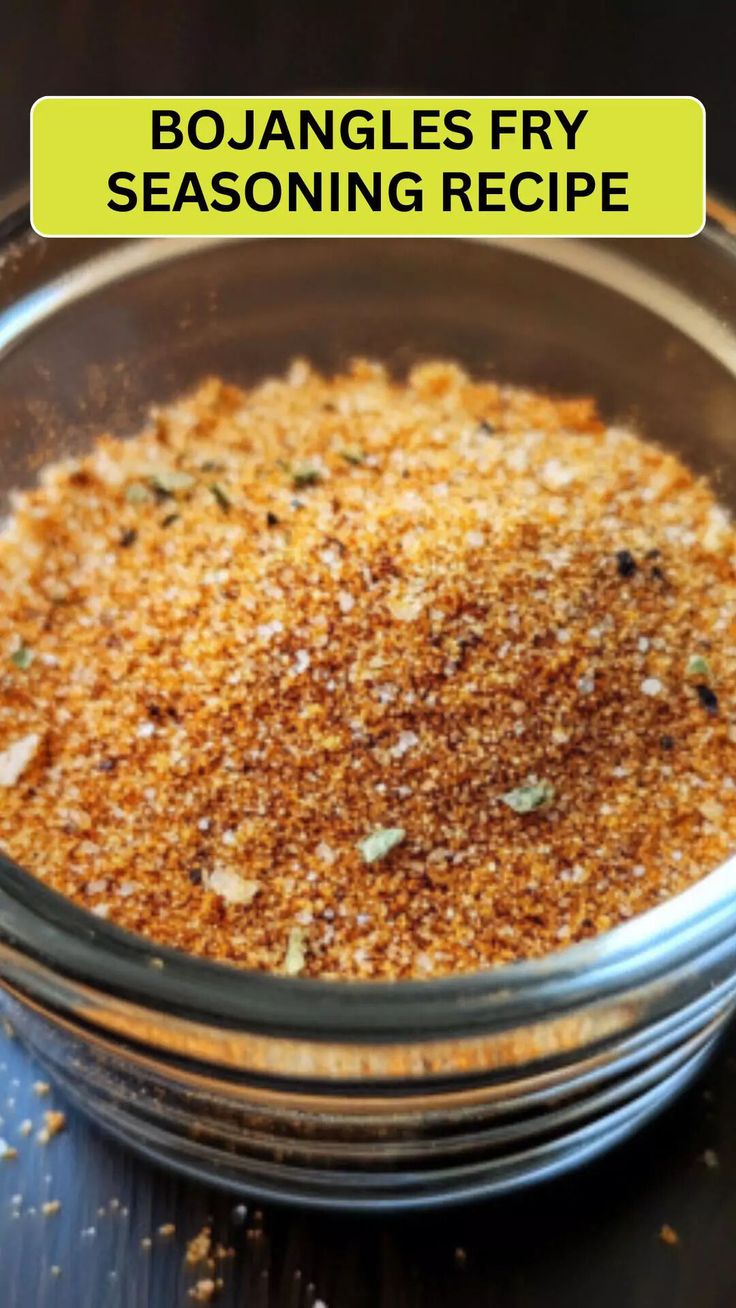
[186,1226,213,1266]
[37,1110,66,1144]
[0,1139,17,1160]
[18,1120,32,1137]
[189,1279,218,1303]
[41,1199,61,1216]
[32,1082,50,1097]
[158,1222,176,1238]
[659,1224,679,1246]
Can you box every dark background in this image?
[2,0,735,198]
[2,3,736,1305]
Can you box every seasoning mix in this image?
[1,358,735,979]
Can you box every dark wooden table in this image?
[1,1016,736,1307]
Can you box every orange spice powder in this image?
[1,358,736,979]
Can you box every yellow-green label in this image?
[31,96,705,238]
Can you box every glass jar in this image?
[1,195,736,1209]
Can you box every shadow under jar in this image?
[1,202,736,1209]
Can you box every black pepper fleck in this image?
[696,684,719,714]
[659,735,675,751]
[119,528,138,549]
[266,511,280,527]
[161,513,180,528]
[615,549,637,578]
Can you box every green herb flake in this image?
[150,470,196,495]
[290,463,323,490]
[358,827,406,864]
[284,926,307,977]
[686,654,711,679]
[339,447,367,466]
[10,644,34,671]
[125,482,152,505]
[501,780,556,815]
[208,483,232,511]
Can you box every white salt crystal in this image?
[205,868,260,906]
[0,734,40,788]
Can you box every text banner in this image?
[31,96,705,238]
